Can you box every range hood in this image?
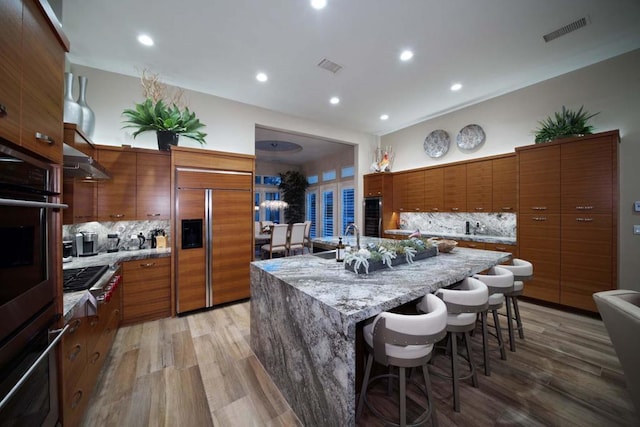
[63,143,110,180]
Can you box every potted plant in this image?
[278,170,309,223]
[534,105,598,143]
[122,98,207,150]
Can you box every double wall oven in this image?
[0,143,66,426]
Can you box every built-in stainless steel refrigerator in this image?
[363,197,382,237]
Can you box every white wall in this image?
[382,48,640,291]
[68,64,378,228]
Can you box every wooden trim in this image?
[36,0,69,51]
[515,130,620,153]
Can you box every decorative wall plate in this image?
[423,129,450,158]
[456,124,485,150]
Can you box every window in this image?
[341,166,354,178]
[322,170,336,181]
[341,187,355,233]
[307,175,318,185]
[254,192,260,221]
[306,192,317,239]
[255,176,262,185]
[322,190,334,237]
[263,176,281,186]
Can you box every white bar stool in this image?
[473,266,514,376]
[498,258,533,351]
[418,277,489,412]
[357,293,447,427]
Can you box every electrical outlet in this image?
[635,225,640,235]
[635,201,640,212]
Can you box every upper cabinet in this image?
[423,168,444,212]
[363,173,384,197]
[518,144,561,214]
[466,159,492,212]
[0,0,68,163]
[97,147,137,221]
[392,170,424,212]
[492,155,517,212]
[443,164,467,212]
[136,151,171,220]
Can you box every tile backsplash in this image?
[63,220,171,253]
[399,212,516,237]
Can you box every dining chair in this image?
[287,223,306,256]
[261,224,288,258]
[303,220,312,253]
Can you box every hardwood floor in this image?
[82,299,638,426]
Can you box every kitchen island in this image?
[250,245,510,426]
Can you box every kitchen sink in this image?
[312,250,336,259]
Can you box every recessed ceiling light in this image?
[137,34,154,46]
[380,114,389,121]
[256,72,268,82]
[450,83,463,91]
[399,50,414,61]
[311,0,327,10]
[330,96,340,105]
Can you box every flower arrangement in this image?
[344,238,436,274]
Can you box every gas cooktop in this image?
[63,265,109,293]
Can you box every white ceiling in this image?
[62,0,640,163]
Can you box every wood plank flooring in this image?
[81,299,638,426]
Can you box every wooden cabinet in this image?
[136,151,170,220]
[443,164,467,212]
[392,172,408,212]
[404,170,425,211]
[517,131,618,311]
[0,0,23,145]
[457,240,486,250]
[122,257,171,324]
[63,177,97,224]
[492,155,517,213]
[0,0,68,162]
[423,167,444,212]
[485,242,518,258]
[466,159,492,212]
[363,173,384,197]
[97,147,137,221]
[62,281,121,427]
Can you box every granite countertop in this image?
[384,229,516,245]
[251,246,511,327]
[62,248,171,321]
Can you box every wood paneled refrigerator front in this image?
[175,169,252,313]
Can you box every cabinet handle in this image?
[576,206,594,210]
[451,207,459,211]
[147,213,161,217]
[68,344,82,362]
[0,104,7,117]
[531,206,547,211]
[90,317,99,327]
[89,351,101,364]
[501,207,513,211]
[532,217,547,221]
[475,207,484,211]
[575,217,594,222]
[414,208,420,211]
[110,214,125,218]
[35,132,55,145]
[431,208,439,212]
[468,244,478,248]
[140,262,155,268]
[494,246,506,251]
[71,390,84,409]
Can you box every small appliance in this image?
[62,240,73,262]
[75,231,99,257]
[106,233,120,253]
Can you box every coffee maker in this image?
[75,231,99,257]
[107,233,120,253]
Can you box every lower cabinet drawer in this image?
[457,240,486,249]
[62,364,94,427]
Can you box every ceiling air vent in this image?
[543,17,588,43]
[317,58,343,74]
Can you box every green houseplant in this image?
[278,170,309,224]
[534,105,598,143]
[122,98,207,150]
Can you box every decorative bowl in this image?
[428,238,458,253]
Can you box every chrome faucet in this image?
[344,223,360,249]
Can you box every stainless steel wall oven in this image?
[0,142,66,426]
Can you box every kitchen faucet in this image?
[344,223,360,249]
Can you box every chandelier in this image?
[259,200,289,210]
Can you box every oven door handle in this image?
[0,198,68,209]
[0,324,69,411]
